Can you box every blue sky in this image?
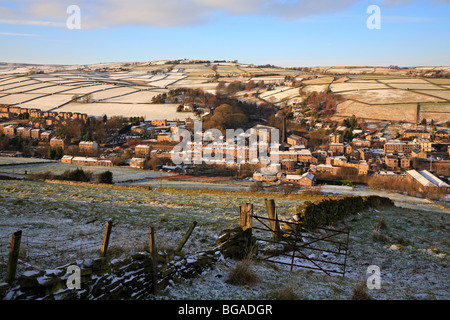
[0,0,449,67]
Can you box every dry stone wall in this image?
[1,249,220,300]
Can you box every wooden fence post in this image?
[265,199,281,241]
[239,203,253,231]
[100,221,112,257]
[149,226,158,296]
[6,230,22,284]
[176,221,198,253]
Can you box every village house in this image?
[151,120,167,127]
[326,156,371,175]
[3,125,17,137]
[135,144,151,159]
[326,156,346,166]
[250,124,278,143]
[346,148,361,161]
[71,157,98,166]
[358,148,372,161]
[131,125,147,135]
[403,129,431,140]
[329,143,345,155]
[296,149,314,163]
[434,129,449,140]
[385,155,400,171]
[0,111,12,118]
[400,157,411,169]
[279,159,295,171]
[30,109,43,118]
[252,171,278,182]
[384,140,417,153]
[329,133,343,144]
[287,134,308,147]
[72,112,87,121]
[79,141,99,154]
[8,107,21,114]
[97,159,113,167]
[281,172,316,186]
[61,155,73,164]
[156,132,173,143]
[63,155,112,167]
[309,164,340,175]
[411,148,428,159]
[351,138,371,148]
[16,127,32,139]
[40,131,51,141]
[358,161,370,175]
[130,157,147,169]
[413,138,433,152]
[50,137,67,150]
[31,129,42,140]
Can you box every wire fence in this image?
[0,222,156,282]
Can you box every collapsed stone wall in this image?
[0,249,220,300]
[217,227,257,259]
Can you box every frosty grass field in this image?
[0,159,448,300]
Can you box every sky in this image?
[0,0,449,67]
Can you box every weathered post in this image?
[149,226,158,296]
[265,199,281,241]
[239,203,253,231]
[99,221,112,257]
[176,221,198,253]
[6,230,22,284]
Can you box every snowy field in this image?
[0,161,171,183]
[102,90,166,103]
[17,94,75,110]
[326,68,376,74]
[384,83,444,90]
[0,79,37,90]
[303,76,334,85]
[301,85,329,93]
[330,82,390,92]
[55,102,195,120]
[0,93,44,105]
[0,178,448,300]
[414,90,450,100]
[24,85,81,95]
[261,87,301,103]
[0,157,55,165]
[2,65,448,123]
[340,89,445,104]
[0,83,54,94]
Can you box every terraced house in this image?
[403,129,431,140]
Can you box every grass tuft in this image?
[226,258,259,286]
[350,281,372,300]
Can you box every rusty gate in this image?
[239,201,350,277]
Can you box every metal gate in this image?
[239,201,350,277]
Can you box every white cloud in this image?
[0,0,447,28]
[0,18,65,27]
[0,31,39,36]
